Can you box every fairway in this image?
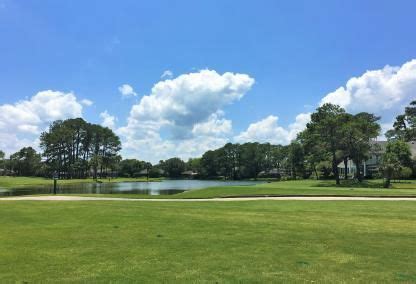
[175,179,416,199]
[1,201,416,282]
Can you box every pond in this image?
[0,179,265,197]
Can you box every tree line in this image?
[40,118,121,179]
[0,118,121,179]
[1,101,415,187]
[115,101,415,184]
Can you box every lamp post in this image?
[53,171,58,194]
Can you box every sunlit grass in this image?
[1,200,415,282]
[175,179,416,198]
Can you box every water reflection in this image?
[0,179,264,196]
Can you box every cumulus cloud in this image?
[126,69,253,137]
[0,90,84,155]
[237,60,416,146]
[100,110,117,129]
[81,99,93,106]
[192,111,232,137]
[161,70,173,79]
[122,59,416,161]
[7,59,415,162]
[118,69,254,162]
[320,59,416,114]
[118,84,137,98]
[235,113,311,145]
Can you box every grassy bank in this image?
[0,176,162,188]
[1,200,415,282]
[174,179,416,199]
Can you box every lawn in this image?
[174,179,416,199]
[0,200,415,282]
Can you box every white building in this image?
[338,141,416,178]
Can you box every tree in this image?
[201,150,219,177]
[0,150,4,175]
[186,158,202,173]
[10,147,41,176]
[341,112,380,181]
[40,118,121,179]
[239,143,264,179]
[394,166,412,181]
[302,104,347,184]
[287,141,305,179]
[298,131,329,180]
[162,157,186,178]
[143,162,152,181]
[380,141,412,188]
[386,100,416,141]
[269,145,288,178]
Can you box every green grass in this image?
[1,201,416,282]
[174,179,416,199]
[0,176,162,188]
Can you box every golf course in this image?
[1,178,416,282]
[2,2,416,282]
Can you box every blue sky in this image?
[1,0,416,162]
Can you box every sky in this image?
[0,0,415,162]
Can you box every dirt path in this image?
[1,196,416,201]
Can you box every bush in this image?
[397,167,412,180]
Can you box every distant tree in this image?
[316,160,332,179]
[40,118,121,179]
[201,150,219,177]
[219,143,241,179]
[119,159,147,177]
[143,162,152,181]
[270,145,288,177]
[341,112,380,181]
[163,157,186,178]
[394,166,413,181]
[302,104,347,184]
[186,158,202,173]
[148,167,162,178]
[287,141,305,179]
[386,100,416,141]
[380,141,412,188]
[298,131,329,180]
[0,150,4,175]
[10,147,41,176]
[239,143,264,179]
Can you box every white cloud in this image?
[6,59,415,162]
[118,59,416,160]
[0,133,35,156]
[126,69,254,137]
[0,90,84,156]
[235,113,311,145]
[81,99,93,106]
[118,69,254,162]
[320,59,416,114]
[161,70,173,79]
[118,84,137,98]
[100,110,116,129]
[192,112,232,137]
